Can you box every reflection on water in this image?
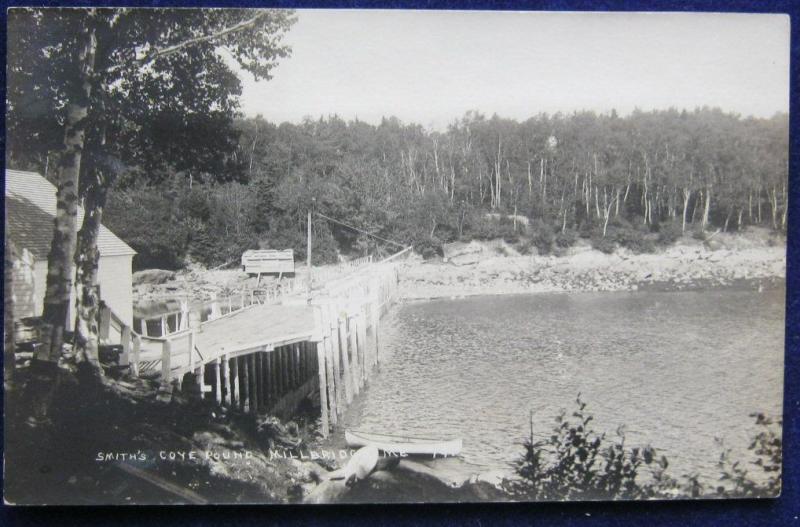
[341,289,784,482]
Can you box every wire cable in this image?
[314,211,407,248]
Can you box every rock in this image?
[132,269,176,286]
[443,241,486,266]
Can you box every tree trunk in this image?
[701,186,711,231]
[39,18,98,362]
[681,188,691,233]
[73,168,109,372]
[4,219,16,387]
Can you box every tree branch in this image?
[137,11,269,66]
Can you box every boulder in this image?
[132,269,176,286]
[442,241,486,266]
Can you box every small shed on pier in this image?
[5,169,137,326]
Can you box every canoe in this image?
[345,429,462,457]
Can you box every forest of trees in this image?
[81,107,788,269]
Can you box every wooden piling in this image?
[131,333,141,378]
[250,353,259,414]
[242,356,250,412]
[275,346,286,399]
[348,315,361,394]
[327,306,343,414]
[262,351,268,409]
[214,358,222,404]
[358,308,369,377]
[316,341,329,437]
[231,356,240,408]
[268,349,276,409]
[99,305,111,343]
[223,354,232,406]
[339,310,353,404]
[160,340,172,389]
[120,325,131,368]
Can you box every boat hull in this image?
[345,430,462,457]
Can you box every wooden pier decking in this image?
[103,248,410,436]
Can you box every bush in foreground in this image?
[502,396,782,501]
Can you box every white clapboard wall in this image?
[241,249,295,275]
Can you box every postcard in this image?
[3,7,787,504]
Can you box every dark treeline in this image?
[58,108,789,269]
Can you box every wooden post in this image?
[370,279,380,365]
[348,315,360,394]
[231,356,240,408]
[213,358,222,404]
[307,209,312,294]
[316,341,329,437]
[242,356,250,412]
[196,365,205,400]
[339,309,353,405]
[250,353,259,414]
[160,340,172,389]
[223,354,231,406]
[120,325,132,368]
[295,343,302,388]
[99,305,111,343]
[131,333,141,378]
[358,308,369,377]
[160,315,167,337]
[325,334,337,424]
[327,305,343,413]
[267,349,275,409]
[188,329,195,371]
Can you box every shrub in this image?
[555,228,578,249]
[502,395,667,501]
[530,222,555,255]
[692,228,707,241]
[471,215,520,243]
[591,235,616,254]
[612,225,656,254]
[657,221,683,246]
[715,413,782,498]
[414,237,442,259]
[503,397,783,501]
[516,239,535,255]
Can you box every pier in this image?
[100,248,410,437]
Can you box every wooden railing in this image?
[134,278,302,338]
[99,304,144,377]
[310,254,374,289]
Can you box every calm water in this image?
[341,289,785,482]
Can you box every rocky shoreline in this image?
[399,236,786,301]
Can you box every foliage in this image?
[715,413,782,498]
[530,222,555,255]
[657,221,684,246]
[610,223,656,254]
[502,395,665,500]
[555,228,578,250]
[6,12,789,270]
[591,235,617,254]
[503,397,783,501]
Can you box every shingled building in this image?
[5,169,136,326]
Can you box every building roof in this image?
[5,169,136,259]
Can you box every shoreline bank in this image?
[398,240,785,302]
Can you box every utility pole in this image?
[307,208,312,295]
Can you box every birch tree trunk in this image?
[5,220,16,387]
[681,188,691,233]
[701,185,711,231]
[73,167,108,372]
[39,17,98,363]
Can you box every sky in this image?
[237,10,790,130]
